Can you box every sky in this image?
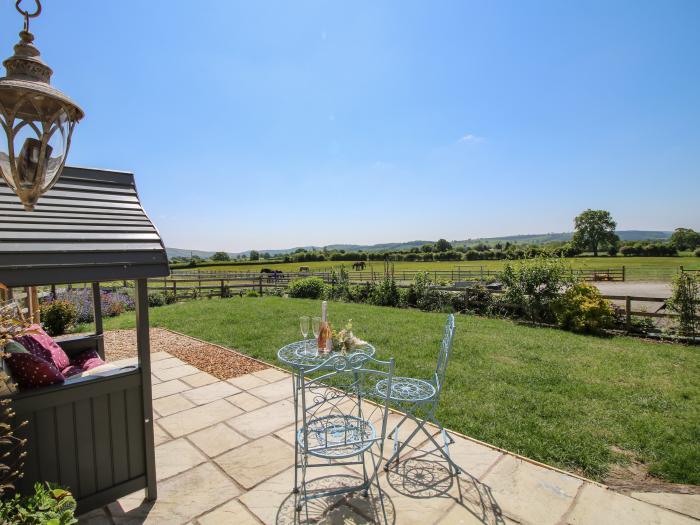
[2,0,698,252]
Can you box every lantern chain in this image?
[15,0,42,33]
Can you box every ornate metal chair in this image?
[378,314,459,474]
[295,353,395,515]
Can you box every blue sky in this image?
[3,1,698,251]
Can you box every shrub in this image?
[147,293,166,307]
[245,290,259,297]
[369,276,400,307]
[668,272,700,337]
[463,285,495,315]
[267,287,285,297]
[287,277,327,299]
[499,257,575,323]
[164,291,177,304]
[695,248,700,257]
[0,482,77,525]
[40,300,77,336]
[554,283,615,334]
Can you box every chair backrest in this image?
[434,314,456,394]
[299,353,395,458]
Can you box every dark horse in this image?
[352,261,366,271]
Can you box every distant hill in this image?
[166,230,672,260]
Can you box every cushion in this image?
[69,349,104,372]
[15,324,70,371]
[4,352,64,390]
[61,365,83,378]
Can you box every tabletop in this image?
[277,339,376,371]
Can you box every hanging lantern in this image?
[0,0,83,211]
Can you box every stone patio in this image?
[79,347,700,524]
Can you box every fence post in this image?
[259,276,263,295]
[173,281,177,298]
[220,280,225,298]
[625,296,631,333]
[622,265,625,282]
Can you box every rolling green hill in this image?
[166,230,672,260]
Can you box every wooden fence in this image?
[170,265,625,284]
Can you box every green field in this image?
[180,255,700,282]
[96,297,700,485]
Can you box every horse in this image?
[299,266,310,273]
[352,261,366,271]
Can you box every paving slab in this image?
[248,378,292,403]
[226,391,268,412]
[153,392,196,417]
[153,422,171,446]
[110,463,239,524]
[181,371,219,388]
[227,372,268,390]
[155,437,207,481]
[214,435,293,489]
[438,501,519,525]
[159,399,243,438]
[151,351,172,362]
[76,507,113,524]
[447,436,504,478]
[631,492,700,520]
[482,454,582,525]
[197,498,260,525]
[227,399,296,439]
[567,484,697,525]
[152,363,200,382]
[252,367,289,383]
[150,356,186,371]
[151,378,191,399]
[239,467,296,524]
[188,422,248,458]
[182,381,240,405]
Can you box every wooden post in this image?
[625,296,632,333]
[622,265,626,282]
[173,280,177,298]
[92,282,105,360]
[28,286,40,324]
[135,279,157,502]
[220,279,225,298]
[259,276,263,295]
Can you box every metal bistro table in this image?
[277,339,376,494]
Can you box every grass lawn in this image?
[95,297,700,485]
[183,255,700,282]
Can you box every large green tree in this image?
[435,238,453,252]
[670,228,700,251]
[249,250,260,261]
[572,209,618,257]
[211,251,230,261]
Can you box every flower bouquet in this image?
[331,320,367,354]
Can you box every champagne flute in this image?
[312,317,321,357]
[299,316,310,354]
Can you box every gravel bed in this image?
[103,328,269,380]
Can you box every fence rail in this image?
[171,266,625,284]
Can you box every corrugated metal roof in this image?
[0,166,170,286]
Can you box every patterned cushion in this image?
[15,324,71,371]
[4,352,65,390]
[69,349,104,372]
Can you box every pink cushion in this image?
[61,365,83,378]
[70,349,104,372]
[15,324,70,371]
[4,353,65,390]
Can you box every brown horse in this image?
[352,261,366,271]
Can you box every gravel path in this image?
[103,328,269,380]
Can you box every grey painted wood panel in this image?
[74,398,97,497]
[55,404,80,495]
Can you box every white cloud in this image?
[458,133,483,144]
